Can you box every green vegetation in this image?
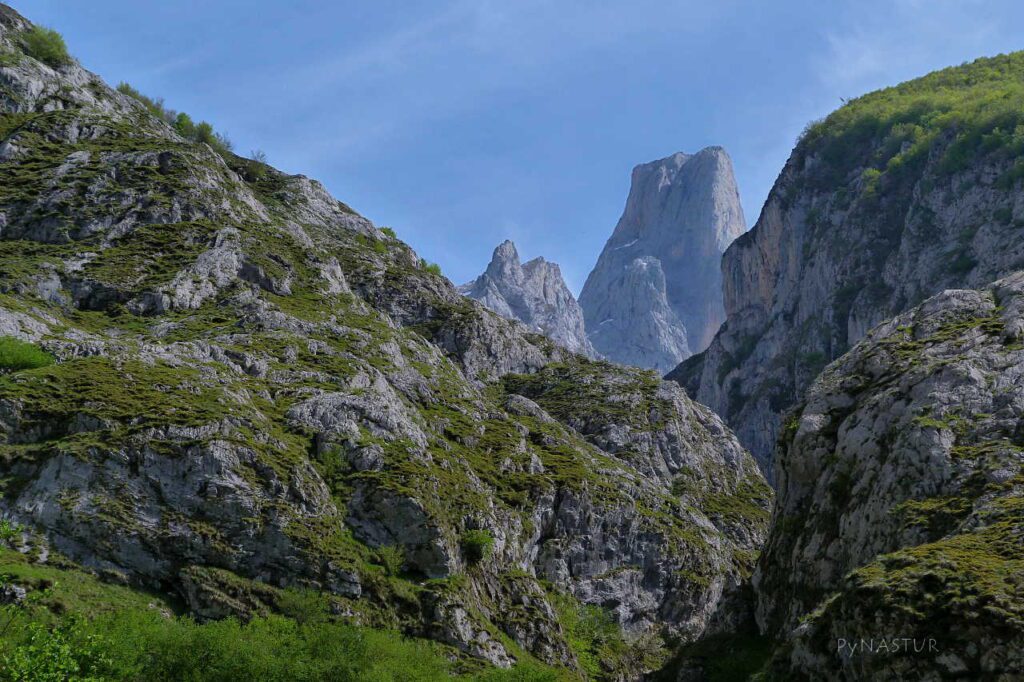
[501,358,670,430]
[799,51,1024,194]
[82,221,217,292]
[116,82,233,154]
[20,25,71,67]
[0,548,563,681]
[835,518,1024,639]
[548,591,666,680]
[377,545,405,577]
[421,260,443,276]
[461,530,495,564]
[0,337,53,372]
[701,478,773,529]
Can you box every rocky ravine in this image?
[0,5,770,677]
[459,240,597,357]
[670,54,1024,476]
[753,272,1024,679]
[580,148,745,373]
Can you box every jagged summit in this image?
[459,240,597,357]
[579,147,745,372]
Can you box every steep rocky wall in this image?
[670,54,1024,477]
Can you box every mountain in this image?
[0,5,770,678]
[458,240,596,357]
[670,53,1024,476]
[754,272,1024,678]
[579,148,746,372]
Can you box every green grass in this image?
[0,548,564,681]
[0,337,53,372]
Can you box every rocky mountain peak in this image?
[578,147,746,371]
[460,240,596,357]
[484,239,522,280]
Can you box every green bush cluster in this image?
[0,612,458,681]
[116,82,233,154]
[461,530,494,564]
[0,594,566,682]
[0,336,53,372]
[420,260,443,276]
[20,26,71,67]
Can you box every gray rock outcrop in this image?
[579,148,746,372]
[752,272,1024,679]
[459,240,596,357]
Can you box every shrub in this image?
[20,26,71,68]
[0,520,21,546]
[173,112,196,138]
[461,530,494,564]
[422,261,443,277]
[377,545,405,576]
[0,337,53,372]
[117,84,233,155]
[380,227,397,239]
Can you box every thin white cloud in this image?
[273,0,733,160]
[816,0,1002,95]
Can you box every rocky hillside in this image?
[753,272,1024,679]
[0,5,770,678]
[579,148,745,372]
[459,240,596,357]
[670,54,1024,475]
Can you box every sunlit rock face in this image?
[580,147,745,373]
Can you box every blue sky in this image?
[22,1,1024,292]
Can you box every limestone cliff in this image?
[579,148,745,372]
[670,54,1024,475]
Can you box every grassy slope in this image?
[0,545,569,681]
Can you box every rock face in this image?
[670,54,1024,475]
[459,240,596,357]
[579,148,745,372]
[0,5,770,676]
[753,272,1024,679]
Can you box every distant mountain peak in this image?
[460,241,597,357]
[579,147,746,371]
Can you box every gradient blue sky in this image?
[22,1,1024,291]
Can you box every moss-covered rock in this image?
[752,272,1024,679]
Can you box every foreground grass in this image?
[0,549,565,681]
